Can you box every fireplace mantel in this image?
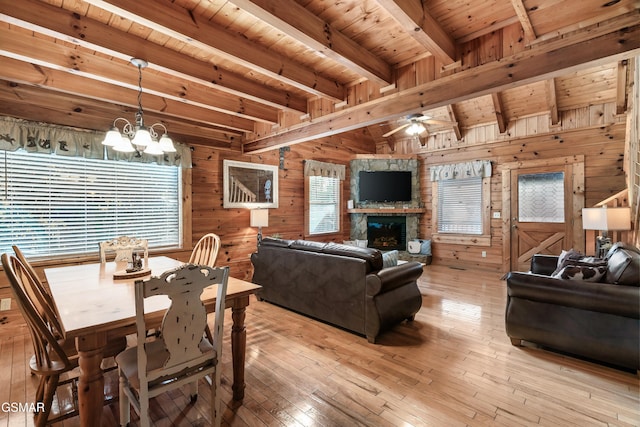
[347,208,426,214]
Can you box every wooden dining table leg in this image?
[230,295,249,401]
[76,332,107,427]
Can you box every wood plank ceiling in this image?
[0,0,638,153]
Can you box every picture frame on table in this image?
[223,160,279,208]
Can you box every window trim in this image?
[304,175,343,238]
[431,176,491,246]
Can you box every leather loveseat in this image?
[251,238,423,343]
[505,243,640,371]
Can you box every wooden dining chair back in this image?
[116,264,229,427]
[1,253,77,427]
[189,233,221,267]
[99,236,148,263]
[12,246,127,361]
[12,245,66,338]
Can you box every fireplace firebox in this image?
[367,216,406,251]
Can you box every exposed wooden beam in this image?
[616,60,628,115]
[446,105,462,141]
[546,78,560,125]
[229,0,392,86]
[510,0,537,42]
[0,81,239,147]
[0,25,278,125]
[243,22,640,152]
[375,0,456,65]
[0,56,256,133]
[491,92,508,134]
[0,0,307,114]
[82,0,345,101]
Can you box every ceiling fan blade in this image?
[425,119,457,126]
[382,123,410,137]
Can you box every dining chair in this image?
[2,253,78,427]
[189,233,221,267]
[116,264,229,427]
[99,235,149,264]
[11,245,128,362]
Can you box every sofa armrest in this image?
[366,261,423,296]
[530,254,558,275]
[506,271,640,318]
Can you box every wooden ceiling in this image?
[0,0,638,153]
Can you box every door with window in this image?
[505,158,584,272]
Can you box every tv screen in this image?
[358,171,412,202]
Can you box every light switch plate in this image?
[0,298,10,311]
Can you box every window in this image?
[437,177,483,234]
[0,150,181,258]
[432,175,491,246]
[306,175,341,235]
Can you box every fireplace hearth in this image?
[367,216,406,251]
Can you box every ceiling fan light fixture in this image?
[405,122,426,135]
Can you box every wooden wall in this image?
[189,132,374,280]
[375,105,629,272]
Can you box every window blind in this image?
[308,176,340,235]
[437,177,482,234]
[0,150,180,258]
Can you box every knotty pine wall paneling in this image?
[408,123,628,272]
[189,134,374,280]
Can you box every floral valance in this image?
[0,116,192,168]
[303,160,346,180]
[430,160,492,181]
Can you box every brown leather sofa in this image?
[251,238,423,343]
[505,243,640,371]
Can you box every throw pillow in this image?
[552,264,607,282]
[382,250,399,268]
[419,239,432,255]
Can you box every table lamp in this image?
[250,209,269,249]
[582,207,631,257]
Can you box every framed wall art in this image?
[223,159,279,208]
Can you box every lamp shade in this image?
[582,207,631,231]
[250,209,269,228]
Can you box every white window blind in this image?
[308,176,340,235]
[0,150,180,258]
[437,176,482,234]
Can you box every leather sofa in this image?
[251,238,423,343]
[505,243,640,371]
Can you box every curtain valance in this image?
[430,160,492,181]
[0,116,192,168]
[303,160,346,180]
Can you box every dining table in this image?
[44,256,261,427]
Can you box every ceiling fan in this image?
[382,113,456,138]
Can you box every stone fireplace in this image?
[367,216,406,251]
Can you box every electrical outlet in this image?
[481,251,487,258]
[492,211,501,219]
[0,298,10,311]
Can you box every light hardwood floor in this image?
[1,265,638,426]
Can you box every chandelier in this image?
[101,58,176,154]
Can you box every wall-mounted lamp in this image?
[582,207,631,257]
[250,209,269,250]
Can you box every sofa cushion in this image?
[261,237,294,248]
[322,242,383,272]
[552,264,607,282]
[605,244,640,286]
[290,239,327,252]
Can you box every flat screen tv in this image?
[358,171,412,202]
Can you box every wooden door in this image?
[503,158,584,272]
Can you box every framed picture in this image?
[223,160,278,208]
